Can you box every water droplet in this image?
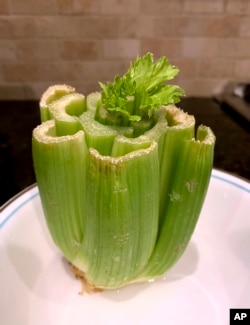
[113,256,120,262]
[185,180,198,192]
[169,191,181,201]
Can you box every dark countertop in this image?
[0,97,249,207]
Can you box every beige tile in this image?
[0,65,3,82]
[80,60,129,83]
[0,18,13,38]
[140,38,182,60]
[0,17,26,38]
[10,0,57,14]
[181,38,219,58]
[119,17,138,38]
[142,0,182,14]
[103,39,140,59]
[56,61,96,82]
[135,16,155,38]
[67,60,130,84]
[16,40,59,60]
[179,78,227,96]
[239,17,250,37]
[0,0,250,99]
[171,59,199,79]
[27,82,57,99]
[226,0,250,15]
[57,0,101,14]
[0,0,9,14]
[61,16,118,39]
[154,16,205,37]
[2,62,69,82]
[0,16,64,38]
[83,82,101,94]
[64,81,100,95]
[2,62,40,82]
[218,39,250,58]
[155,15,241,38]
[32,60,128,85]
[6,83,49,100]
[234,59,250,78]
[198,58,235,78]
[60,40,99,60]
[0,41,16,61]
[10,17,37,38]
[0,84,30,100]
[100,0,140,14]
[203,16,240,38]
[184,0,224,13]
[31,17,65,38]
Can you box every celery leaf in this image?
[100,53,185,122]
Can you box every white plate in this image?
[0,169,249,325]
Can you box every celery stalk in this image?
[80,143,159,288]
[33,120,159,289]
[137,125,215,280]
[32,122,88,259]
[32,53,215,290]
[39,84,76,122]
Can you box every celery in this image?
[32,53,215,290]
[39,84,76,122]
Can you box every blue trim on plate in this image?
[212,174,250,193]
[0,192,39,229]
[0,171,249,230]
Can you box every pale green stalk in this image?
[39,84,75,122]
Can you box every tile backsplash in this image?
[0,0,250,99]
